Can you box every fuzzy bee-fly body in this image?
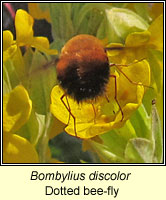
[56,34,110,102]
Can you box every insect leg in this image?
[110,75,124,121]
[110,59,153,89]
[60,94,77,137]
[65,95,71,126]
[115,65,153,88]
[91,103,96,124]
[105,94,110,103]
[110,58,147,68]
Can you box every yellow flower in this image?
[3,9,57,62]
[48,117,66,139]
[3,30,17,62]
[3,85,39,163]
[28,3,51,23]
[50,60,150,139]
[107,14,163,64]
[15,9,57,55]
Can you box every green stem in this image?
[38,112,52,163]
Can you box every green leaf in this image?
[11,47,25,81]
[130,104,151,139]
[23,48,34,75]
[89,140,125,163]
[36,113,46,141]
[83,7,107,35]
[134,3,151,23]
[101,130,128,159]
[96,16,108,39]
[3,59,19,90]
[17,109,39,145]
[71,3,85,24]
[125,138,153,163]
[37,113,52,163]
[114,120,137,140]
[142,87,156,116]
[49,3,74,41]
[100,120,136,159]
[151,101,163,163]
[148,49,163,93]
[112,3,129,8]
[27,50,57,115]
[105,7,149,43]
[145,49,163,123]
[50,38,66,53]
[39,3,50,11]
[74,3,111,33]
[3,78,11,95]
[78,8,104,35]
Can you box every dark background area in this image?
[3,3,53,42]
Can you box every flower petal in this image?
[3,30,17,62]
[49,117,66,139]
[125,31,151,47]
[106,43,124,57]
[32,37,58,55]
[50,85,99,138]
[117,59,151,105]
[148,14,163,51]
[3,85,32,133]
[3,45,17,62]
[106,15,163,64]
[107,31,151,64]
[50,60,150,139]
[87,84,144,134]
[3,133,39,163]
[107,45,148,65]
[15,9,34,46]
[3,30,14,51]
